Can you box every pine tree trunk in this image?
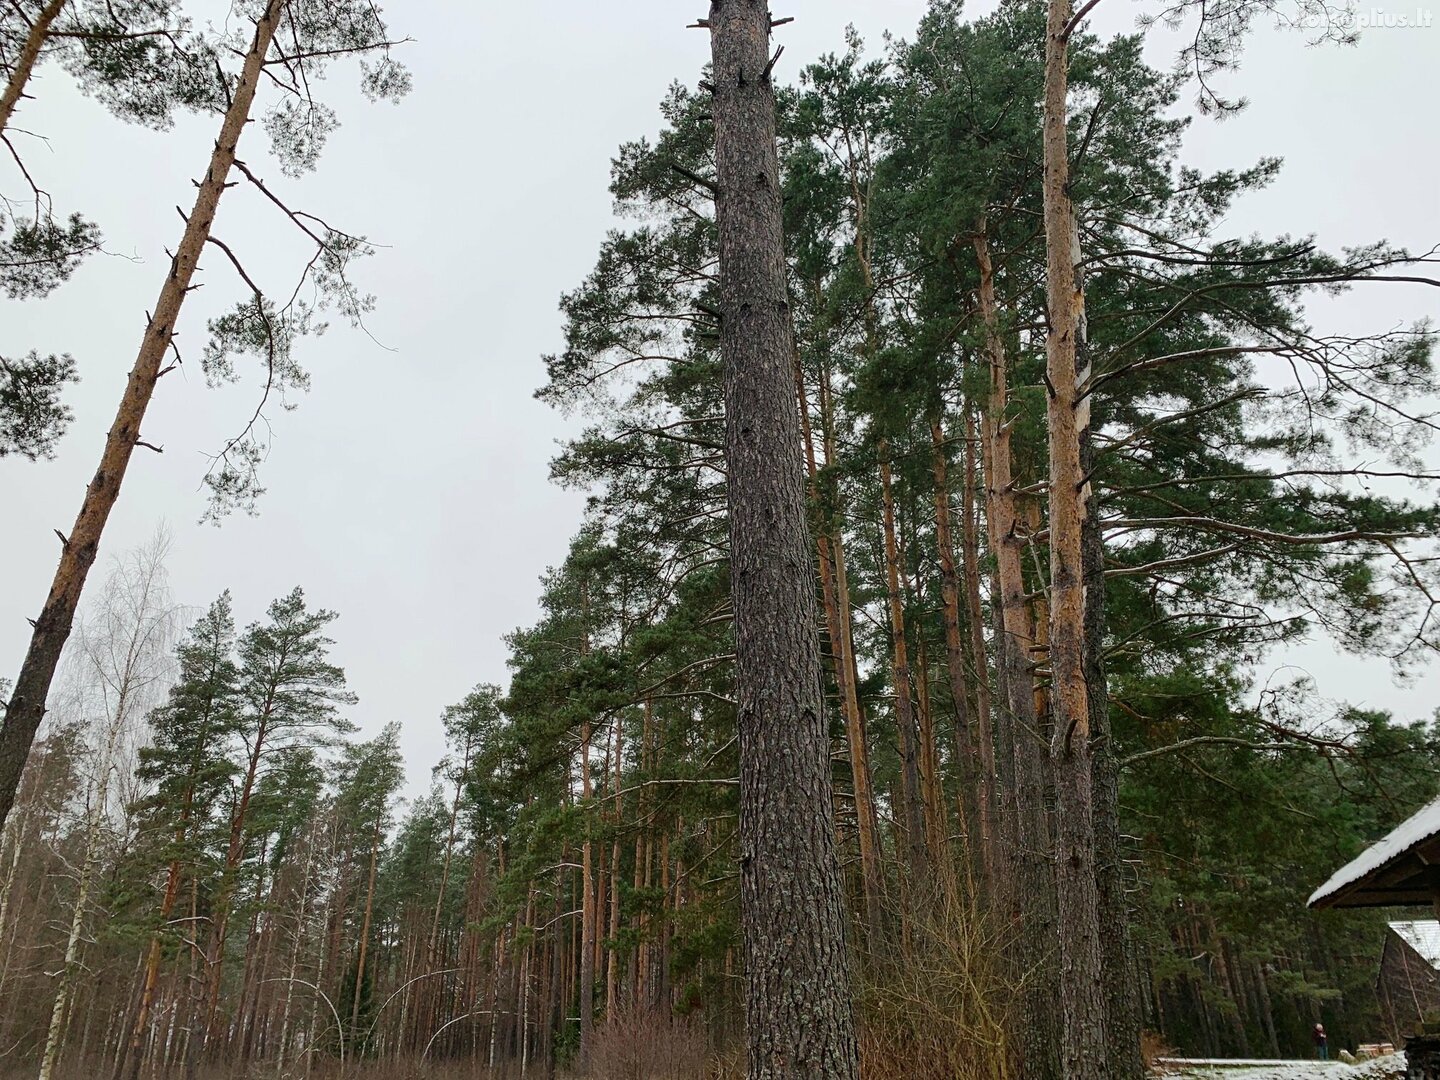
[820,31,891,933]
[671,826,685,1013]
[1254,960,1280,1057]
[829,528,882,915]
[120,856,183,1080]
[634,700,653,1006]
[1087,423,1143,1078]
[985,565,1018,894]
[880,448,931,890]
[123,753,203,1080]
[1042,0,1110,1073]
[931,418,984,871]
[202,721,269,1050]
[240,885,278,1062]
[799,353,882,936]
[232,846,268,1062]
[544,899,562,1071]
[0,0,284,836]
[607,718,623,1016]
[975,228,1061,1080]
[274,833,314,1075]
[520,889,535,1071]
[913,628,949,876]
[707,4,859,1074]
[960,408,999,887]
[487,845,506,1068]
[594,744,608,994]
[0,0,67,133]
[578,717,596,1061]
[431,746,466,961]
[182,882,203,1080]
[349,811,382,1041]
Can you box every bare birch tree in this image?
[36,531,179,1080]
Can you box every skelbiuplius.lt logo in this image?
[1297,5,1434,27]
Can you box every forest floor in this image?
[1158,1053,1405,1080]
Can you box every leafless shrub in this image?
[582,1005,710,1080]
[857,883,1016,1080]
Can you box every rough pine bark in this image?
[705,2,859,1076]
[1042,0,1110,1076]
[0,0,284,835]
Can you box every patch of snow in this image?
[1156,1053,1404,1080]
[1309,796,1440,908]
[1347,1054,1407,1080]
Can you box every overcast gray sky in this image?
[6,0,1437,798]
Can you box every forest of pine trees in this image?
[3,1,1438,1079]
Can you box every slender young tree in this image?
[116,592,240,1080]
[197,586,356,1058]
[335,722,404,1050]
[702,2,859,1077]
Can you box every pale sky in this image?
[6,0,1437,799]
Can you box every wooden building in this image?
[1310,797,1440,1077]
[1378,921,1440,1044]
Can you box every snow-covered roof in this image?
[1390,921,1440,968]
[1309,796,1440,910]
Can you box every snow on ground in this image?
[1157,1053,1405,1080]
